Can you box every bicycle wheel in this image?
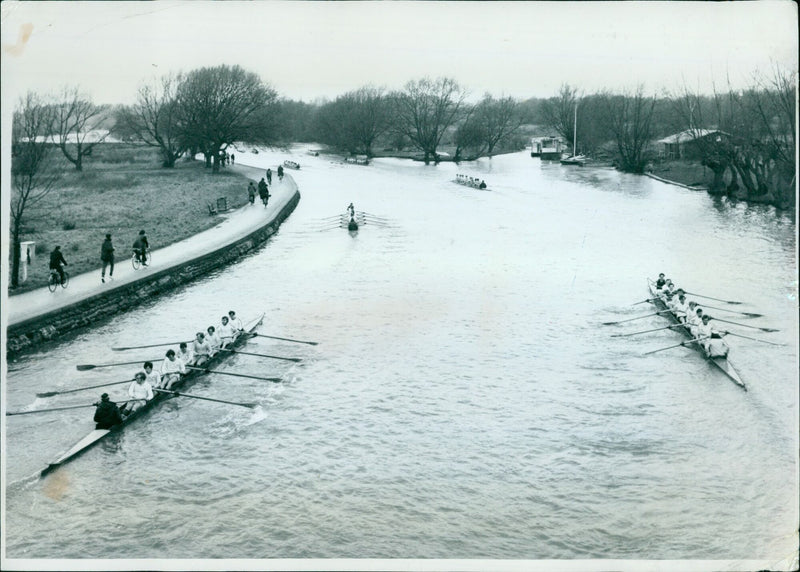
[131,251,141,270]
[47,273,58,293]
[61,271,70,289]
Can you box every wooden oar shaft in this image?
[700,304,761,317]
[154,388,255,408]
[710,317,778,332]
[77,359,160,371]
[644,336,708,355]
[185,365,281,382]
[7,400,135,416]
[611,324,678,337]
[112,340,191,351]
[37,378,134,398]
[684,291,743,305]
[603,310,669,325]
[249,333,318,345]
[724,331,786,346]
[220,348,301,362]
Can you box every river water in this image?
[3,146,798,566]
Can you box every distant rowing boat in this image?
[647,280,746,390]
[40,313,265,476]
[454,174,488,190]
[283,160,300,170]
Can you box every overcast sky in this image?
[1,1,798,106]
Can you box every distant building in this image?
[657,129,730,160]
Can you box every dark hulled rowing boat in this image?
[40,313,265,476]
[647,280,746,390]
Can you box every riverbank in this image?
[8,144,252,295]
[6,167,300,356]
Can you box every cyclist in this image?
[49,246,68,286]
[133,230,149,266]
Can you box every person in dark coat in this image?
[248,182,256,205]
[100,234,115,283]
[266,169,272,184]
[258,178,269,207]
[49,246,68,285]
[277,165,284,180]
[94,393,123,429]
[133,230,149,266]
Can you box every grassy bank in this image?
[9,144,252,295]
[649,160,713,189]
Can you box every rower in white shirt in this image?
[141,361,162,390]
[206,326,222,355]
[695,315,730,357]
[160,349,186,390]
[228,311,244,334]
[660,280,676,299]
[192,332,213,365]
[177,342,195,367]
[672,294,690,321]
[126,371,154,413]
[687,307,705,337]
[683,301,699,325]
[217,316,236,348]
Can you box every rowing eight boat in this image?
[647,280,746,390]
[40,313,266,476]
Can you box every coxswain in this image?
[206,326,222,355]
[655,273,667,290]
[479,180,487,190]
[160,349,186,390]
[228,310,244,334]
[177,341,195,367]
[94,393,123,429]
[192,332,213,365]
[695,315,730,357]
[348,216,359,231]
[218,316,236,348]
[125,371,154,413]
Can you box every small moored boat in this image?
[40,313,266,476]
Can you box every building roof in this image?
[657,129,725,145]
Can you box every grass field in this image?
[649,159,713,189]
[9,144,252,295]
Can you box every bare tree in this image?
[604,86,658,173]
[52,87,110,171]
[10,93,62,288]
[315,86,391,157]
[392,77,467,164]
[539,84,579,148]
[455,94,523,160]
[119,74,185,167]
[175,65,278,172]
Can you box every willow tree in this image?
[175,65,278,172]
[604,86,658,173]
[392,77,467,164]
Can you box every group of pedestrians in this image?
[93,310,246,429]
[249,178,271,207]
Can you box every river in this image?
[4,146,798,566]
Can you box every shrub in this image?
[62,221,77,231]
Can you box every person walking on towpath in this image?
[277,165,284,180]
[94,393,124,429]
[266,168,272,184]
[258,178,269,207]
[100,234,115,283]
[133,230,149,266]
[248,182,256,205]
[49,246,68,286]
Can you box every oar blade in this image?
[35,391,59,398]
[76,365,96,371]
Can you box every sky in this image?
[1,1,798,107]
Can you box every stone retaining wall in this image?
[6,189,301,357]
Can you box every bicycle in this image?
[48,268,70,292]
[131,248,152,270]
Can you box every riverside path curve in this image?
[5,163,300,356]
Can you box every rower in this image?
[655,273,667,290]
[672,293,690,320]
[347,203,355,218]
[687,307,705,337]
[125,371,154,413]
[228,310,244,334]
[683,301,699,324]
[696,315,730,357]
[660,280,676,298]
[142,361,161,390]
[93,393,123,429]
[218,316,236,348]
[667,288,685,312]
[160,349,186,390]
[206,326,222,355]
[192,332,213,366]
[177,341,195,367]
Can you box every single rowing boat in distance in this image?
[40,313,266,477]
[647,280,746,390]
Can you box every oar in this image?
[7,400,135,416]
[37,378,134,398]
[220,348,301,362]
[723,331,787,346]
[683,291,743,305]
[632,299,654,306]
[611,324,681,337]
[77,359,160,371]
[112,340,191,351]
[184,365,281,382]
[248,333,318,346]
[603,311,670,326]
[643,337,709,355]
[710,317,779,333]
[154,388,256,408]
[698,304,763,318]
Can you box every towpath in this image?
[7,163,296,327]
